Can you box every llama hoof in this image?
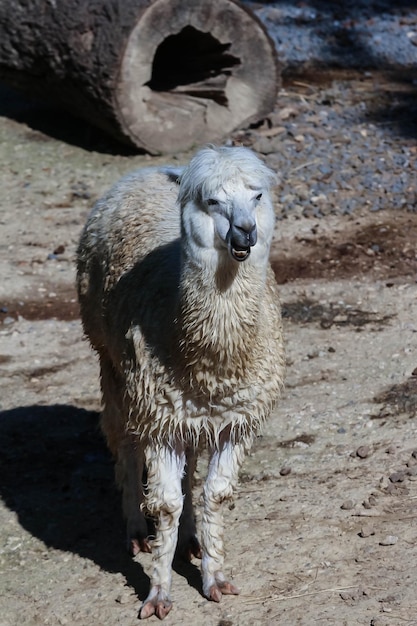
[208,580,240,603]
[128,536,153,556]
[139,587,172,620]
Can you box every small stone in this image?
[359,526,375,538]
[389,471,405,483]
[341,499,354,510]
[280,466,291,476]
[379,535,398,546]
[385,445,396,455]
[412,450,417,459]
[356,445,371,459]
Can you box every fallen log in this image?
[0,0,280,154]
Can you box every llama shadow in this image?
[0,405,150,599]
[0,403,204,601]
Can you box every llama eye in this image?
[206,198,218,206]
[256,193,262,202]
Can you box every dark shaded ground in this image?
[0,405,152,602]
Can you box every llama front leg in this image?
[201,435,246,602]
[139,443,186,620]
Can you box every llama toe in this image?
[139,586,172,620]
[206,578,240,602]
[128,536,153,556]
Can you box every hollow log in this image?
[0,0,280,154]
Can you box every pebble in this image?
[356,445,371,459]
[340,499,354,510]
[389,471,406,483]
[379,535,398,546]
[359,526,375,538]
[280,466,291,476]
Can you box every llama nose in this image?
[231,222,257,248]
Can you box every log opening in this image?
[145,26,240,106]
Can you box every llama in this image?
[76,145,285,620]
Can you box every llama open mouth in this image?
[230,245,251,262]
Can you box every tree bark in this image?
[0,0,280,154]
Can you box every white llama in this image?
[76,145,285,619]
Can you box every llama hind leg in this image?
[140,443,186,620]
[177,449,201,561]
[115,437,151,555]
[201,436,246,602]
[99,354,150,554]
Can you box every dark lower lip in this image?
[230,246,251,262]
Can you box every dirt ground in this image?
[1,72,417,626]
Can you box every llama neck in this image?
[176,249,268,377]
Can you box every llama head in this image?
[178,145,277,265]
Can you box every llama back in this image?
[76,167,182,350]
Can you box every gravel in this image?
[232,74,417,219]
[233,1,417,220]
[246,1,417,71]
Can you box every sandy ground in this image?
[1,73,417,626]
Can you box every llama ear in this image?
[263,165,279,189]
[162,166,184,185]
